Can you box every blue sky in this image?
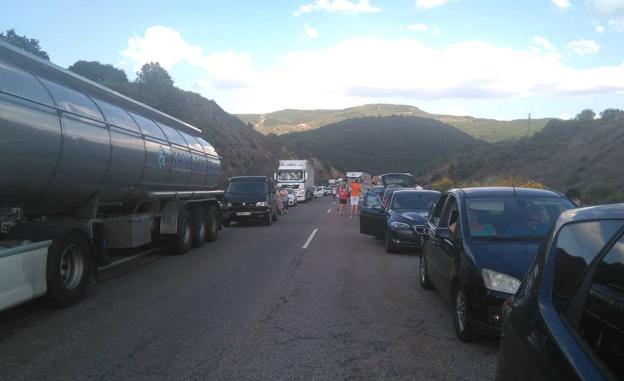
[3,0,624,119]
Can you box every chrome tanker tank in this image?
[0,41,221,216]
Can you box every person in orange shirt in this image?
[349,179,361,218]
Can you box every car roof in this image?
[451,187,565,199]
[229,176,268,182]
[392,189,440,196]
[555,204,624,230]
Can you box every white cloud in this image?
[532,36,556,51]
[609,17,624,31]
[595,24,606,34]
[416,0,449,10]
[294,0,381,16]
[551,0,571,9]
[589,0,624,13]
[304,23,319,39]
[567,39,600,55]
[407,23,429,32]
[559,113,572,120]
[120,26,624,114]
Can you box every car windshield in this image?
[277,170,303,181]
[466,197,574,240]
[226,181,266,195]
[391,192,438,210]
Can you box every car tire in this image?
[46,231,93,307]
[167,208,193,255]
[191,207,207,248]
[452,282,478,342]
[419,255,434,290]
[385,230,398,253]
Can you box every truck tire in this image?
[191,207,207,248]
[168,208,193,255]
[46,231,93,307]
[205,205,219,242]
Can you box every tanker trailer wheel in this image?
[46,231,93,307]
[167,208,193,255]
[191,207,208,248]
[205,205,219,243]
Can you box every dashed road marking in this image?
[302,228,319,249]
[327,208,332,214]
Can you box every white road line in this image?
[302,228,318,249]
[99,247,161,271]
[327,208,332,214]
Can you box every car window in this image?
[573,233,624,379]
[429,194,448,226]
[466,196,573,240]
[439,196,458,228]
[551,220,623,313]
[364,192,381,208]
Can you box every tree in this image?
[599,108,624,121]
[575,109,596,121]
[0,29,49,60]
[68,60,129,93]
[135,62,174,87]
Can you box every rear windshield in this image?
[466,196,573,240]
[227,181,266,195]
[391,192,438,211]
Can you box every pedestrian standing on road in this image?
[279,187,289,213]
[276,189,284,215]
[349,179,361,218]
[337,185,349,216]
[565,188,583,207]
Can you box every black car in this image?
[496,204,624,381]
[223,176,278,226]
[360,189,440,253]
[420,187,574,341]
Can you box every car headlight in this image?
[256,201,268,207]
[390,221,411,230]
[482,268,521,294]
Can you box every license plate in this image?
[236,212,251,216]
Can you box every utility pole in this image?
[527,113,531,137]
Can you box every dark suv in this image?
[224,176,278,226]
[496,204,624,381]
[420,187,574,341]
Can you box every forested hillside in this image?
[239,104,551,143]
[280,116,483,177]
[427,117,624,203]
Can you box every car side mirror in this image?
[435,228,451,240]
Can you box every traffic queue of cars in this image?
[360,185,624,380]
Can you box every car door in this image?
[267,180,276,215]
[435,195,461,298]
[523,220,624,381]
[360,191,386,237]
[425,194,448,289]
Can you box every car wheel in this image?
[384,230,398,253]
[453,283,478,342]
[419,255,434,290]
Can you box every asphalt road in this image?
[0,197,498,380]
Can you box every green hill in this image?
[238,104,551,143]
[280,115,483,178]
[428,117,624,203]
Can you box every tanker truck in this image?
[0,41,225,311]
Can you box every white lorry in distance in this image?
[276,160,315,202]
[346,172,372,192]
